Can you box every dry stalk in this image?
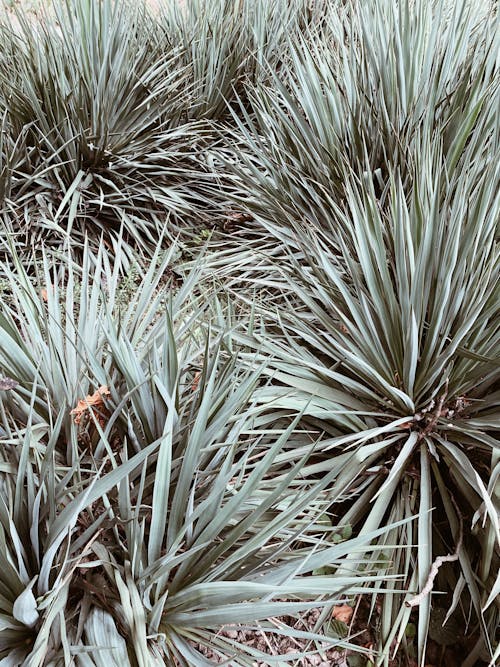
[406,497,463,608]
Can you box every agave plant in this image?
[233,136,499,665]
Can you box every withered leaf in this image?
[332,604,353,624]
[70,385,110,426]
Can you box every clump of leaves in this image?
[226,0,498,244]
[155,0,316,121]
[0,240,405,665]
[0,0,224,245]
[0,0,325,249]
[235,142,499,665]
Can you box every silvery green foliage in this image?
[0,239,395,665]
[0,1,498,665]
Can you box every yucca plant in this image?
[0,240,406,665]
[155,0,317,122]
[86,344,398,666]
[147,0,330,248]
[0,397,400,666]
[225,0,498,246]
[0,0,328,249]
[0,0,225,244]
[232,139,499,665]
[213,6,499,656]
[0,417,97,665]
[0,0,497,664]
[0,235,184,459]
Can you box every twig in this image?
[406,498,463,608]
[417,379,449,441]
[258,622,277,656]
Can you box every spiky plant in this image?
[0,0,325,249]
[0,0,224,244]
[0,0,497,664]
[0,235,185,459]
[226,0,498,247]
[215,5,499,658]
[155,0,319,122]
[233,138,499,665]
[0,240,403,665]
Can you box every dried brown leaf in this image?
[70,385,110,426]
[332,604,353,624]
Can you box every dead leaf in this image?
[71,385,110,427]
[223,211,253,232]
[191,371,201,392]
[332,604,353,624]
[0,377,18,391]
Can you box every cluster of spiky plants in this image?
[0,0,318,247]
[0,239,401,665]
[0,0,498,666]
[228,0,497,239]
[233,157,499,664]
[220,0,499,664]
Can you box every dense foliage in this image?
[0,1,498,666]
